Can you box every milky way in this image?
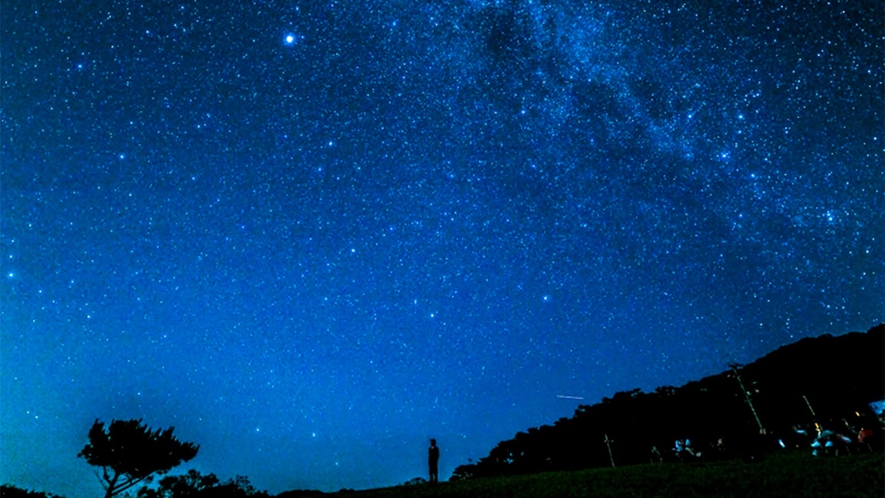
[1,1,882,495]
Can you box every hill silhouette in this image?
[451,324,885,479]
[4,326,881,498]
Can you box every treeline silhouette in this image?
[452,324,885,480]
[2,325,882,497]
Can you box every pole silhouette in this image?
[730,363,766,434]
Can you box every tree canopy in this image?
[78,418,199,498]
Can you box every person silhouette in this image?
[428,438,440,484]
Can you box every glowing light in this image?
[556,394,584,400]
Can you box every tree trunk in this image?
[105,472,119,498]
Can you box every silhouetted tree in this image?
[450,464,477,481]
[78,419,199,498]
[137,470,219,498]
[137,471,270,498]
[200,476,270,498]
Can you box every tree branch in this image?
[93,468,109,490]
[111,475,151,496]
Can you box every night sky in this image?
[1,0,882,496]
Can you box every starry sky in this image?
[1,0,882,495]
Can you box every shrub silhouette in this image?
[136,471,270,498]
[136,470,219,498]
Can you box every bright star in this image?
[285,34,296,45]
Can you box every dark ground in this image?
[346,450,884,498]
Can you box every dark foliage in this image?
[399,478,427,486]
[200,476,270,498]
[453,324,885,480]
[136,471,270,498]
[137,470,219,498]
[78,419,199,498]
[0,485,64,498]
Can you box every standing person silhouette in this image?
[428,438,440,484]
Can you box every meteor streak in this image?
[556,394,584,400]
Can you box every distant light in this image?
[285,34,295,45]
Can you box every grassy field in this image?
[350,451,884,498]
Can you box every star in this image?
[1,1,881,496]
